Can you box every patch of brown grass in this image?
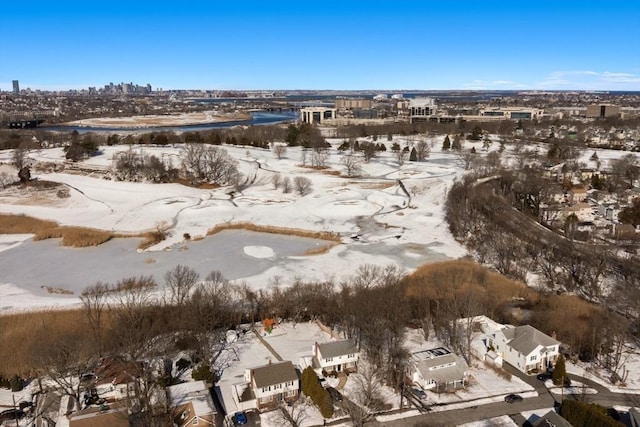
[404,259,534,301]
[356,181,396,190]
[321,170,341,176]
[206,222,342,242]
[0,214,116,247]
[302,243,338,256]
[0,309,88,375]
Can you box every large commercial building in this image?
[12,80,19,94]
[478,107,544,120]
[300,107,337,124]
[409,97,437,123]
[335,98,373,110]
[586,104,621,118]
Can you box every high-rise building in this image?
[12,80,19,94]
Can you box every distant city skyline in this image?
[1,1,639,92]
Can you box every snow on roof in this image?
[532,410,573,427]
[501,325,559,355]
[167,380,216,417]
[251,361,298,388]
[316,339,358,359]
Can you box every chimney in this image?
[314,342,318,358]
[551,331,557,340]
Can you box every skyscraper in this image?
[12,80,19,94]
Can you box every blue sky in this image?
[1,1,639,91]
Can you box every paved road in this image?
[364,364,639,427]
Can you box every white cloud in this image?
[537,70,640,90]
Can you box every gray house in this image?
[408,347,468,392]
[312,340,359,374]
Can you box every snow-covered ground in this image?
[0,137,468,309]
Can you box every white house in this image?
[490,325,560,374]
[245,360,299,412]
[167,380,216,427]
[312,339,359,374]
[408,347,468,392]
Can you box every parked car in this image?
[232,411,247,425]
[411,388,427,400]
[504,394,523,403]
[327,387,343,402]
[318,376,329,388]
[536,372,552,381]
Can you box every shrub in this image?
[560,399,623,427]
[192,364,214,383]
[10,375,24,392]
[301,367,333,418]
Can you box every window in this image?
[325,357,333,362]
[192,418,198,425]
[286,381,294,387]
[274,383,282,390]
[530,355,537,361]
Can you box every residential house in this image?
[560,202,593,222]
[597,202,620,221]
[568,186,588,203]
[613,223,637,240]
[532,410,573,427]
[245,360,299,412]
[68,402,130,427]
[407,347,468,392]
[94,357,143,402]
[167,380,216,427]
[312,339,359,375]
[489,325,560,374]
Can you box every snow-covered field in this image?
[0,137,468,310]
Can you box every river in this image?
[40,111,298,134]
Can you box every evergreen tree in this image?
[553,354,568,386]
[442,135,451,150]
[452,135,462,150]
[409,147,418,161]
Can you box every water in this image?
[40,111,299,134]
[0,229,328,297]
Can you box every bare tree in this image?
[80,282,110,356]
[311,148,328,168]
[272,172,282,189]
[341,153,362,177]
[282,176,292,193]
[396,147,408,166]
[0,171,13,188]
[12,148,26,170]
[164,265,200,307]
[181,144,240,185]
[361,142,377,163]
[272,143,287,160]
[342,360,384,427]
[294,176,312,196]
[414,140,431,161]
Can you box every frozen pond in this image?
[0,230,330,297]
[0,229,451,303]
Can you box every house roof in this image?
[317,339,358,359]
[501,325,559,356]
[167,380,216,418]
[251,361,298,388]
[95,357,142,386]
[417,359,466,385]
[532,410,573,427]
[68,403,129,427]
